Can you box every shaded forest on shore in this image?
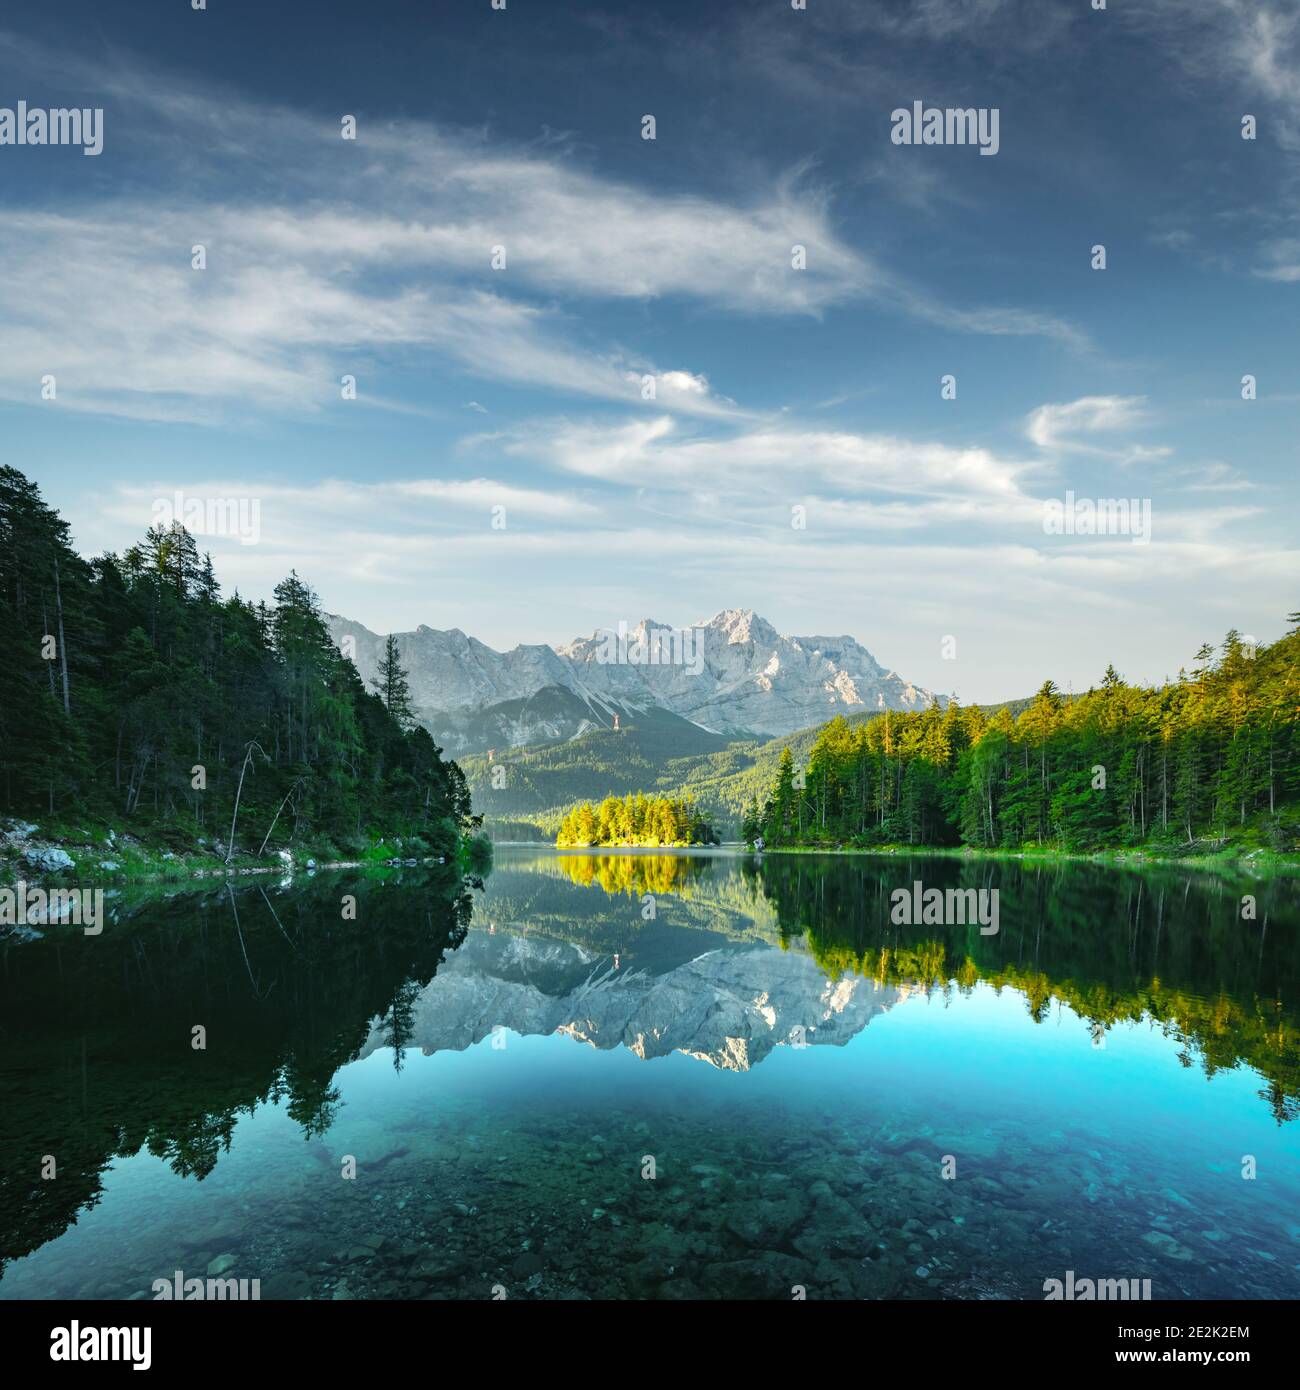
[0,467,477,864]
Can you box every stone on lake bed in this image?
[206,1253,238,1277]
[1142,1231,1196,1262]
[262,1270,312,1300]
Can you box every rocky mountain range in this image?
[327,609,942,757]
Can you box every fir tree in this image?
[372,632,416,730]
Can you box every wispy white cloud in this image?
[1025,395,1151,452]
[0,206,752,422]
[508,414,1038,500]
[1254,237,1300,280]
[1129,0,1300,150]
[1153,461,1260,494]
[0,31,1089,424]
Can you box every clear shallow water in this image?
[1,850,1298,1300]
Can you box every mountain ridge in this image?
[326,608,944,756]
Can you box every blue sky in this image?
[2,0,1297,702]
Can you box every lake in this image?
[1,848,1298,1301]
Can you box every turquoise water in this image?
[1,850,1298,1300]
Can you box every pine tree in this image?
[372,633,416,730]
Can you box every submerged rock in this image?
[262,1270,312,1300]
[1142,1231,1196,1262]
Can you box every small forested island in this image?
[743,620,1300,859]
[556,792,715,848]
[0,466,486,877]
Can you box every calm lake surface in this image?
[2,848,1298,1301]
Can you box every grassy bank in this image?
[755,839,1300,875]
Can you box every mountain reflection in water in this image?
[1,849,1296,1301]
[476,850,1300,1115]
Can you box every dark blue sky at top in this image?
[1,0,1296,698]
